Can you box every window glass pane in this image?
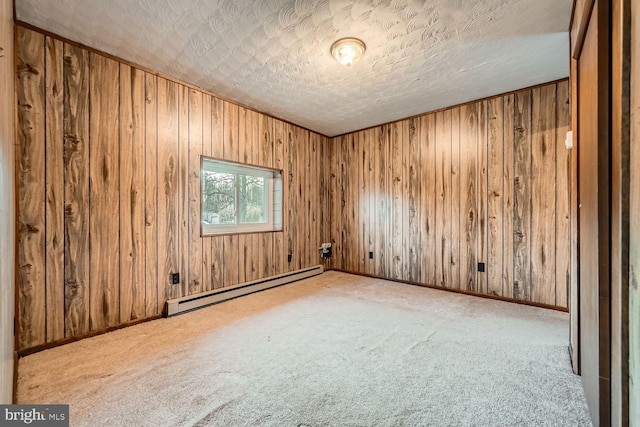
[239,174,266,223]
[202,171,236,225]
[201,156,282,235]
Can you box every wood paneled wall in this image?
[326,81,571,308]
[0,0,15,403]
[15,26,327,351]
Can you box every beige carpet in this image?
[18,271,591,426]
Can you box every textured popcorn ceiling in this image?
[16,0,572,136]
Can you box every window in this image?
[201,157,283,235]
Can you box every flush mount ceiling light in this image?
[330,37,366,67]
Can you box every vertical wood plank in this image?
[62,42,90,337]
[273,119,286,275]
[513,90,532,300]
[88,53,120,330]
[311,131,320,269]
[260,115,274,277]
[45,36,65,341]
[319,135,329,268]
[178,85,189,297]
[223,234,239,287]
[223,102,239,162]
[487,96,505,297]
[420,114,436,285]
[401,121,411,282]
[328,137,338,271]
[531,85,557,305]
[335,135,342,271]
[210,97,224,288]
[366,129,376,275]
[390,123,403,280]
[297,127,308,270]
[316,133,323,267]
[16,27,46,348]
[286,125,297,271]
[144,73,158,315]
[555,81,571,308]
[435,110,452,288]
[360,130,370,274]
[250,111,262,280]
[223,102,239,285]
[236,109,248,284]
[450,108,461,288]
[503,94,515,299]
[119,64,146,321]
[477,101,489,294]
[201,94,213,291]
[408,119,420,282]
[348,132,359,272]
[340,135,349,271]
[460,103,478,292]
[156,77,179,300]
[188,89,203,294]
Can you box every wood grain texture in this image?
[327,82,571,308]
[0,0,14,402]
[210,97,224,289]
[435,110,451,288]
[88,53,120,330]
[555,81,571,309]
[477,101,488,294]
[375,127,389,277]
[259,114,274,278]
[157,77,179,301]
[16,27,46,349]
[577,4,611,421]
[62,43,90,336]
[15,26,328,350]
[390,123,403,280]
[45,36,65,342]
[222,101,239,287]
[188,89,203,294]
[144,73,158,315]
[201,94,213,291]
[487,97,504,297]
[513,90,532,301]
[119,64,146,322]
[178,85,189,297]
[630,0,640,417]
[237,109,248,284]
[460,104,477,292]
[420,114,436,286]
[273,119,286,275]
[450,108,461,289]
[286,124,298,271]
[503,94,516,300]
[530,85,557,305]
[569,58,580,374]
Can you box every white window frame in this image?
[201,156,282,236]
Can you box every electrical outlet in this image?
[477,262,485,273]
[369,251,374,259]
[171,272,180,284]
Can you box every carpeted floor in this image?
[17,271,592,426]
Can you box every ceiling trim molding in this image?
[329,77,570,139]
[13,20,332,139]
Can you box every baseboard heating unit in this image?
[165,265,324,317]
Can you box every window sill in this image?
[201,228,284,238]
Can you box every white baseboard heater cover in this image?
[165,265,324,317]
